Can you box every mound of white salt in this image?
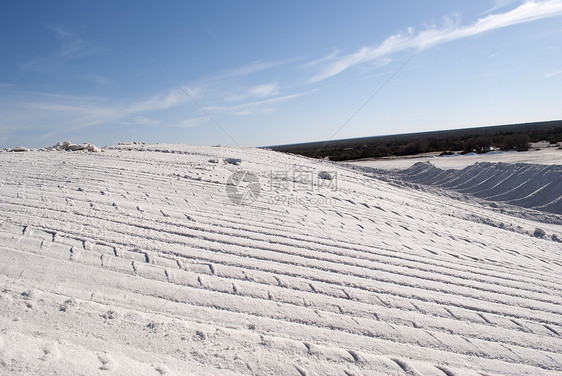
[41,140,102,152]
[397,162,562,214]
[5,146,32,152]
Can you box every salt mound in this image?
[41,140,101,152]
[397,162,562,214]
[5,146,32,152]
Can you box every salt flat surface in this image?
[347,147,562,170]
[0,144,561,375]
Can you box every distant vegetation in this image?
[266,120,562,161]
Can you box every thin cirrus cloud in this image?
[209,89,315,116]
[543,69,562,78]
[310,0,562,82]
[170,116,209,128]
[482,0,520,15]
[247,82,280,98]
[0,81,303,142]
[120,116,162,127]
[301,49,340,68]
[208,81,280,103]
[0,89,190,138]
[126,90,188,113]
[23,25,103,71]
[0,94,119,139]
[205,58,297,81]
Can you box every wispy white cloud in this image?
[209,58,296,81]
[310,0,562,82]
[154,54,305,117]
[23,25,103,71]
[170,116,209,128]
[0,80,310,146]
[0,88,193,142]
[233,107,275,115]
[181,59,296,108]
[224,90,315,116]
[247,82,279,98]
[482,0,520,15]
[543,69,562,78]
[183,74,294,114]
[24,90,186,128]
[233,109,253,116]
[3,36,307,146]
[214,81,281,103]
[0,95,115,141]
[52,26,96,58]
[126,90,188,113]
[301,49,340,68]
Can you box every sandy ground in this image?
[0,144,560,375]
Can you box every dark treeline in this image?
[266,120,562,161]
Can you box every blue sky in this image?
[1,0,562,148]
